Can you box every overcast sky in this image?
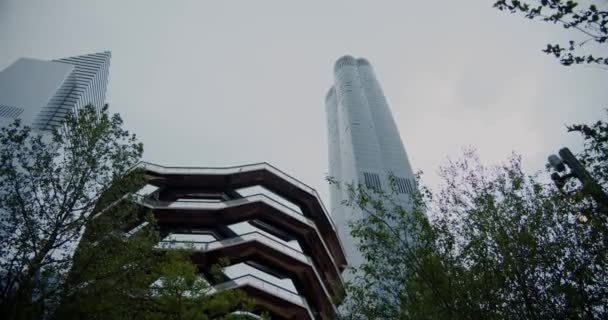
[1,0,607,204]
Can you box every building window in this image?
[0,105,24,118]
[363,172,382,191]
[395,177,416,194]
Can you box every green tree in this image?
[54,193,255,320]
[336,115,608,319]
[0,106,254,319]
[0,105,143,318]
[493,0,608,68]
[54,197,255,320]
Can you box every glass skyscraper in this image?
[0,51,111,131]
[325,55,417,271]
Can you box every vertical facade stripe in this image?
[33,52,111,131]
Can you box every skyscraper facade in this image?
[325,55,417,270]
[0,51,111,131]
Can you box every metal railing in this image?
[213,274,314,319]
[137,192,308,221]
[95,191,343,284]
[136,161,338,231]
[136,193,342,275]
[158,231,335,313]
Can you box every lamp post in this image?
[548,147,608,213]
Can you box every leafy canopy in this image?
[337,113,608,319]
[494,0,608,68]
[0,105,254,320]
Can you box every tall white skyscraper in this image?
[325,55,417,270]
[0,52,111,131]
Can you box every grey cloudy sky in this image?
[1,0,607,204]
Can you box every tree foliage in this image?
[494,0,608,67]
[0,105,253,319]
[54,197,255,320]
[0,105,143,318]
[337,114,608,319]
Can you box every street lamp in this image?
[547,147,608,213]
